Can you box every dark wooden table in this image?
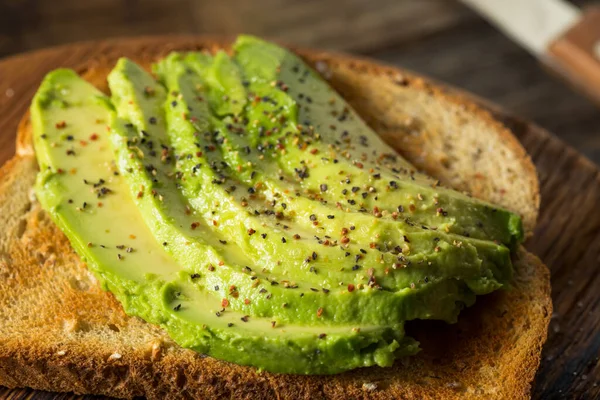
[1,1,599,399]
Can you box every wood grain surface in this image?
[0,36,599,400]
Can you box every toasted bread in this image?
[0,42,550,399]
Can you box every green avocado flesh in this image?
[31,35,523,375]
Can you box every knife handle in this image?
[547,6,600,105]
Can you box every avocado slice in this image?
[231,35,524,248]
[31,69,421,374]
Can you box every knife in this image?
[460,0,600,105]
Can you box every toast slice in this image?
[0,46,550,399]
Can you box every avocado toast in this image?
[0,36,550,398]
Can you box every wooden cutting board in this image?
[0,36,598,400]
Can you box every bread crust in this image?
[0,39,550,399]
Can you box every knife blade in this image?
[460,0,600,105]
[460,0,580,56]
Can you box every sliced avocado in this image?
[179,51,514,291]
[108,57,497,327]
[31,36,523,375]
[155,54,512,305]
[108,58,430,325]
[232,35,524,248]
[32,68,424,374]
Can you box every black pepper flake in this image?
[318,333,326,339]
[173,304,182,311]
[309,214,317,221]
[360,249,367,254]
[261,233,267,239]
[281,237,287,243]
[295,166,309,179]
[320,184,328,192]
[361,192,368,199]
[327,215,334,219]
[97,187,112,198]
[228,323,234,327]
[312,251,318,260]
[149,117,157,125]
[241,315,250,322]
[352,265,360,271]
[191,273,200,279]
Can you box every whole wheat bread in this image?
[0,42,550,399]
